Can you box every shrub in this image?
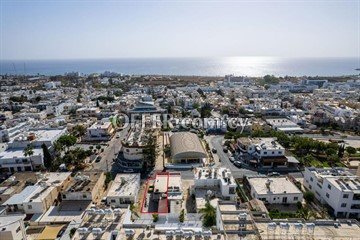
[152,213,159,222]
[304,191,315,203]
[179,209,185,223]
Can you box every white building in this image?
[86,121,114,141]
[194,167,237,201]
[237,137,288,168]
[265,118,303,133]
[0,215,27,240]
[0,147,44,172]
[3,172,71,214]
[303,167,360,218]
[43,81,61,89]
[7,127,67,149]
[106,173,140,207]
[246,176,303,204]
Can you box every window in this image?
[343,194,349,199]
[326,193,329,198]
[263,151,267,155]
[111,199,116,203]
[294,197,298,201]
[278,151,282,154]
[28,205,32,209]
[229,187,235,194]
[341,203,347,208]
[83,194,87,198]
[310,177,313,182]
[309,185,312,189]
[353,194,360,201]
[272,151,275,154]
[62,194,66,199]
[327,184,332,190]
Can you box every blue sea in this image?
[0,57,359,77]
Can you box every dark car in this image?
[234,161,242,168]
[95,156,101,162]
[223,148,228,153]
[212,148,217,154]
[267,172,280,177]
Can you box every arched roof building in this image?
[170,132,207,164]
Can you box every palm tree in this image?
[199,201,216,227]
[24,144,35,170]
[296,204,315,220]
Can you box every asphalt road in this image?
[209,135,258,179]
[92,126,129,172]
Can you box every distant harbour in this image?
[0,57,359,77]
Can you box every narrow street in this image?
[92,126,129,172]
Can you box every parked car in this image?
[233,161,242,168]
[223,148,228,153]
[212,148,217,153]
[267,172,280,177]
[95,156,101,162]
[229,157,235,162]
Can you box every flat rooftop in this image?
[248,177,302,195]
[107,173,140,197]
[65,172,102,193]
[255,221,360,240]
[237,137,284,150]
[0,172,37,200]
[0,147,43,159]
[266,118,300,127]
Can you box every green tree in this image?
[346,146,357,155]
[199,201,216,227]
[56,134,77,152]
[41,143,53,168]
[179,209,185,223]
[72,125,87,139]
[96,144,102,151]
[152,213,159,222]
[304,191,315,203]
[142,133,159,172]
[23,144,34,157]
[296,204,315,220]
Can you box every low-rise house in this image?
[76,107,100,117]
[265,118,304,133]
[194,167,237,201]
[0,215,27,240]
[86,121,114,141]
[237,137,287,168]
[245,176,303,204]
[2,172,71,214]
[142,172,182,214]
[106,173,140,207]
[0,147,44,172]
[62,172,105,202]
[0,172,38,204]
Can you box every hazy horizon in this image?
[1,1,359,60]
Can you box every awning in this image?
[36,225,64,240]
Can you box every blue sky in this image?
[1,0,358,60]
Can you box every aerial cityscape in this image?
[0,1,359,240]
